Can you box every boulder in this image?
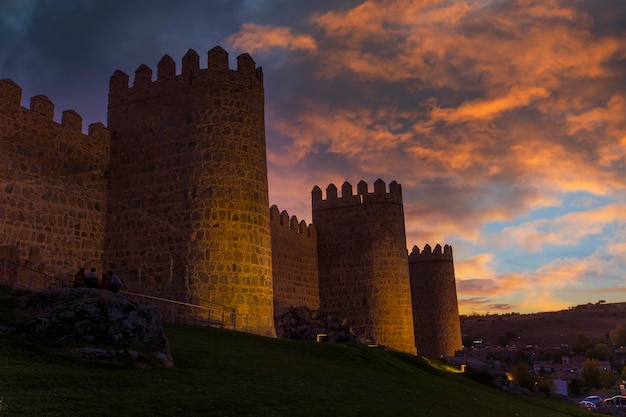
[18,288,173,367]
[274,306,357,343]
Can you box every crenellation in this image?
[326,183,338,199]
[289,215,299,231]
[61,109,82,132]
[408,243,453,261]
[341,181,353,196]
[313,179,403,210]
[270,206,315,239]
[374,178,386,194]
[208,46,229,72]
[0,79,22,107]
[30,95,54,119]
[181,49,200,80]
[357,179,368,195]
[269,204,280,220]
[389,180,401,195]
[133,64,153,88]
[236,53,257,79]
[88,122,110,141]
[311,185,322,201]
[157,55,176,81]
[109,70,130,92]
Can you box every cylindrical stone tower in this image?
[312,179,416,354]
[409,244,462,357]
[105,46,275,336]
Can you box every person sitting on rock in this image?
[84,267,99,288]
[108,271,123,293]
[73,268,86,288]
[100,273,110,290]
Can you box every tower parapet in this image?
[409,243,462,358]
[270,205,316,238]
[312,179,402,210]
[108,46,263,105]
[408,244,453,261]
[312,179,416,354]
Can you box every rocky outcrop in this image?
[18,288,173,367]
[275,306,357,343]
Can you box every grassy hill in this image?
[461,302,626,348]
[0,288,590,417]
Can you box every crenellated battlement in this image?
[108,46,263,100]
[0,79,109,139]
[270,205,316,238]
[311,178,402,210]
[408,244,453,262]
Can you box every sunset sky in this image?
[1,0,625,315]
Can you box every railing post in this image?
[231,310,237,331]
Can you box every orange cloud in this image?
[257,1,626,315]
[431,87,550,123]
[226,23,317,54]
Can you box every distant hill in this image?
[460,302,626,349]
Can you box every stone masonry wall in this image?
[270,205,319,316]
[105,47,275,336]
[312,179,416,354]
[409,244,462,357]
[0,79,110,278]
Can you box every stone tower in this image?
[105,46,275,336]
[409,244,462,357]
[312,179,416,354]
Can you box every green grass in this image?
[0,288,589,417]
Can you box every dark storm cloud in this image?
[0,0,246,125]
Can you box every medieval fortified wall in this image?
[0,46,461,357]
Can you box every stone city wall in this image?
[0,79,110,277]
[270,205,319,316]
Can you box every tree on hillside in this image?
[581,359,602,389]
[610,323,626,347]
[510,362,535,391]
[586,343,611,361]
[600,368,617,390]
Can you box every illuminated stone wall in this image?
[0,79,110,278]
[312,179,417,354]
[409,244,462,357]
[0,48,462,351]
[270,205,319,315]
[105,47,275,336]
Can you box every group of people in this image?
[73,267,124,293]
